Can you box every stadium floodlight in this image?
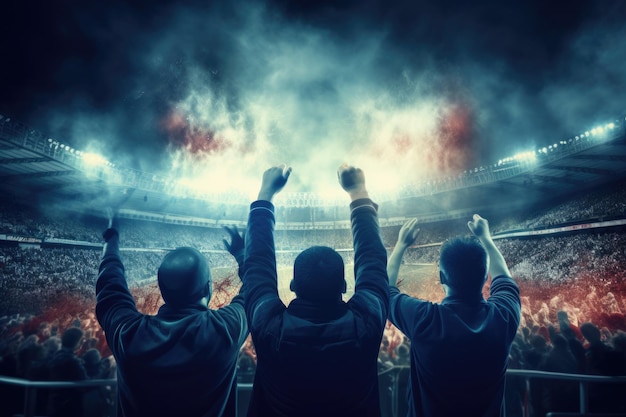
[82,152,109,167]
[513,151,537,163]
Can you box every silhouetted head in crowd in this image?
[529,334,548,351]
[43,336,61,358]
[290,246,346,304]
[61,327,83,351]
[580,322,602,344]
[158,247,211,307]
[552,334,568,350]
[611,331,626,352]
[83,348,102,378]
[439,236,488,298]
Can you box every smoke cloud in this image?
[2,0,625,200]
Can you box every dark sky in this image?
[1,0,625,197]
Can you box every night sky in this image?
[2,0,625,197]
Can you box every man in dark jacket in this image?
[96,216,248,417]
[243,164,388,417]
[386,216,521,417]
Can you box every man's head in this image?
[61,327,83,351]
[158,247,211,307]
[439,236,488,296]
[580,322,601,344]
[290,246,346,304]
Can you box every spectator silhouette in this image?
[557,310,586,373]
[386,215,521,417]
[581,322,626,412]
[16,334,50,415]
[96,211,248,417]
[540,334,579,414]
[48,326,88,417]
[16,334,46,379]
[243,164,389,416]
[81,348,115,417]
[524,333,550,417]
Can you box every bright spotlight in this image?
[82,152,108,167]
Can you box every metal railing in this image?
[0,375,116,417]
[506,369,626,417]
[2,369,626,417]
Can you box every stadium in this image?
[2,1,626,415]
[1,113,626,416]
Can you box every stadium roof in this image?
[1,115,625,226]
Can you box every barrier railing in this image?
[506,369,626,417]
[0,375,117,417]
[2,369,626,417]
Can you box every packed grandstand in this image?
[1,115,625,416]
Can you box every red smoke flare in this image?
[161,110,231,158]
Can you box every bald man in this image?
[96,217,248,417]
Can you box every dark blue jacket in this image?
[96,232,248,417]
[389,275,521,417]
[243,199,388,417]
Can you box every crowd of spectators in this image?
[496,178,626,231]
[1,179,626,415]
[0,314,116,417]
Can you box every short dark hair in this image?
[61,327,84,350]
[158,247,211,306]
[439,236,488,293]
[291,246,346,304]
[580,322,601,343]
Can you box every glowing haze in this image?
[3,1,626,201]
[151,7,478,198]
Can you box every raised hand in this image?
[337,163,368,201]
[397,218,420,248]
[467,214,491,240]
[223,225,245,278]
[258,164,292,201]
[223,226,244,260]
[102,207,120,241]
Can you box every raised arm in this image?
[467,214,511,278]
[387,218,420,287]
[96,209,139,345]
[338,163,389,327]
[243,165,292,329]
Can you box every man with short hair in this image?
[48,326,88,417]
[387,215,521,417]
[243,164,389,417]
[96,218,248,417]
